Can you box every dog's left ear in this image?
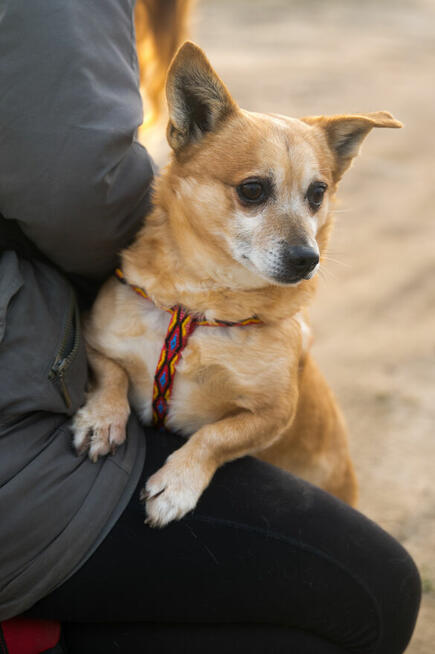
[302,111,402,181]
[166,41,237,152]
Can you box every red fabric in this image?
[1,618,60,654]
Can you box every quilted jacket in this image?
[0,0,153,619]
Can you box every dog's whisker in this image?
[321,256,351,269]
[317,267,337,282]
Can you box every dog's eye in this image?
[306,182,328,210]
[237,179,268,205]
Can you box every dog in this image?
[72,41,401,527]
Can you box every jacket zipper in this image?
[48,294,80,409]
[49,356,73,408]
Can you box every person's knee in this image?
[374,541,421,654]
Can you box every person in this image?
[0,1,421,652]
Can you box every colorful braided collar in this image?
[115,268,262,428]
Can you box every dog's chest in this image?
[119,300,267,434]
[121,303,171,420]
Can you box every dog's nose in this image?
[286,245,319,278]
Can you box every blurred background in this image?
[140,1,435,651]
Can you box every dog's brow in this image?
[284,135,292,156]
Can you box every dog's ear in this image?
[302,111,402,181]
[165,41,236,152]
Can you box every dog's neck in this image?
[121,205,318,325]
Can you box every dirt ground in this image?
[141,1,435,650]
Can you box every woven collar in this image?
[114,268,262,327]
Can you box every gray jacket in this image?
[0,0,153,619]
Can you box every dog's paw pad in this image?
[144,486,196,528]
[72,402,129,461]
[142,455,212,528]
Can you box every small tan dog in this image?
[72,42,401,527]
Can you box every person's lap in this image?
[27,428,421,654]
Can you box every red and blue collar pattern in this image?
[115,268,262,428]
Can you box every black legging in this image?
[27,428,421,654]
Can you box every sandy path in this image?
[142,1,435,649]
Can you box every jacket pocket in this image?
[48,291,82,409]
[0,256,87,420]
[0,252,24,344]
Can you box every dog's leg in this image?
[72,346,130,462]
[143,402,295,528]
[257,354,358,505]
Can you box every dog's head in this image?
[162,42,401,289]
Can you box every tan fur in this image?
[73,42,401,527]
[135,0,195,129]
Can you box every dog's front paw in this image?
[72,396,130,462]
[141,450,214,528]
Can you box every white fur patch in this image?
[106,299,171,424]
[144,448,212,527]
[294,312,312,352]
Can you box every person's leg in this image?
[63,622,349,654]
[28,428,421,654]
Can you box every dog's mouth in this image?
[240,249,320,287]
[268,266,319,286]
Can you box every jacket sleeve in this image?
[0,0,154,280]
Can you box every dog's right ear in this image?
[166,41,236,152]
